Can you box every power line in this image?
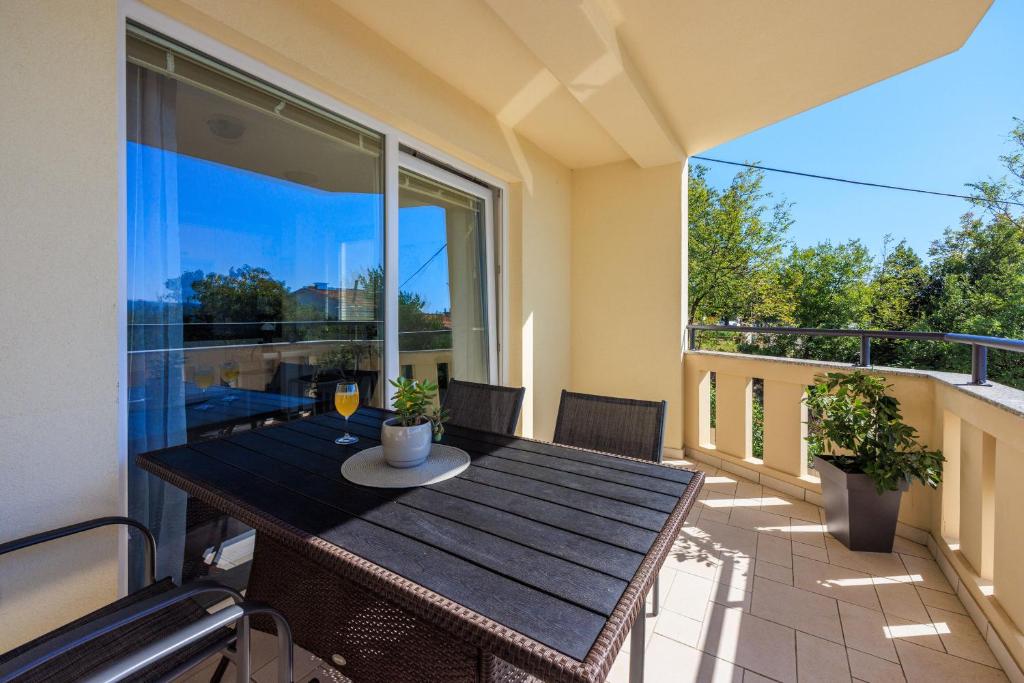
[691,155,1024,208]
[400,242,447,289]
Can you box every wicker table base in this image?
[248,533,483,682]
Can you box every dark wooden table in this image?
[138,407,703,683]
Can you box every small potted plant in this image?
[381,377,449,468]
[804,371,943,552]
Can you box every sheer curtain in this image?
[126,63,187,588]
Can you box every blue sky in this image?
[129,142,454,313]
[699,0,1022,262]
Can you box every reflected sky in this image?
[128,141,453,313]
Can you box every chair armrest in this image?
[0,580,244,683]
[80,604,246,683]
[0,516,157,585]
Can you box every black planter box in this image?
[814,456,908,553]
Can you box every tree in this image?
[190,265,289,323]
[868,237,929,365]
[356,266,450,351]
[750,240,874,361]
[688,163,794,331]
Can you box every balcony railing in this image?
[682,325,1024,676]
[688,324,1024,385]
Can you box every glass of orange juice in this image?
[334,381,360,445]
[221,360,240,401]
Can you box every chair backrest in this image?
[442,379,526,435]
[553,390,667,462]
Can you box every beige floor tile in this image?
[875,577,930,622]
[883,613,944,653]
[699,604,797,683]
[755,559,794,586]
[729,508,792,540]
[672,527,724,579]
[743,671,778,683]
[665,569,716,620]
[793,540,829,563]
[251,644,322,683]
[788,522,828,549]
[847,649,906,683]
[899,555,954,595]
[715,553,756,593]
[762,495,823,524]
[251,630,286,673]
[839,601,898,663]
[797,631,851,682]
[926,605,1000,667]
[757,533,794,568]
[621,605,658,654]
[699,492,740,525]
[824,538,908,578]
[735,480,764,500]
[698,518,760,558]
[750,576,844,644]
[915,586,966,615]
[894,640,1008,682]
[892,537,931,559]
[793,556,881,611]
[710,575,754,612]
[655,606,704,647]
[646,634,745,682]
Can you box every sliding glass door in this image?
[124,27,500,589]
[398,156,496,399]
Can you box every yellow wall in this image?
[571,161,686,449]
[0,0,123,651]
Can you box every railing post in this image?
[688,327,697,351]
[858,335,871,367]
[971,345,988,385]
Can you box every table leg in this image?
[629,608,645,683]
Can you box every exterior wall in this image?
[570,161,686,449]
[1,0,580,648]
[509,139,573,440]
[0,0,123,651]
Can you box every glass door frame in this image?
[390,151,499,392]
[119,5,510,586]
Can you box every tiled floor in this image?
[177,457,1009,682]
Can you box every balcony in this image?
[2,1,1015,682]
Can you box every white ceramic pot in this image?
[380,417,433,468]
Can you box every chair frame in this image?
[553,390,668,615]
[0,517,294,683]
[442,379,526,435]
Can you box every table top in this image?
[138,407,703,682]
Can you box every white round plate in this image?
[340,444,471,488]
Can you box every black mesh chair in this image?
[0,517,294,683]
[553,390,668,615]
[442,379,526,435]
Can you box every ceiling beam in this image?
[485,0,684,167]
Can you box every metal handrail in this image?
[686,324,1024,385]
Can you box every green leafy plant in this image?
[388,376,450,440]
[313,345,356,381]
[804,370,943,493]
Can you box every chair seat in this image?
[0,578,230,683]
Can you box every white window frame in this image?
[117,0,510,592]
[398,151,499,384]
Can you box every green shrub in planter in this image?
[804,370,943,551]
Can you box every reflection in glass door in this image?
[398,160,495,397]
